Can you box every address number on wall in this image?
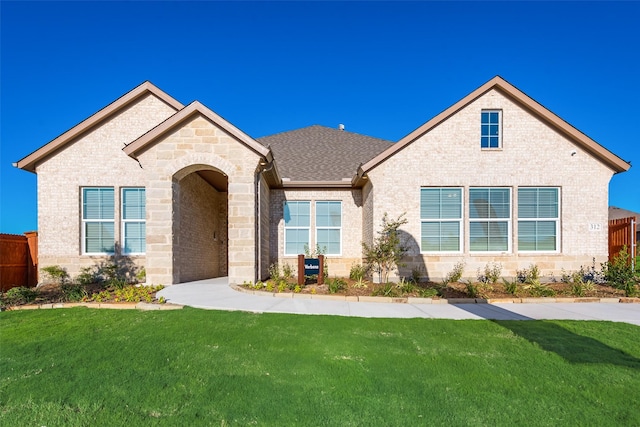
[588,223,602,232]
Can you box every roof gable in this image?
[16,81,184,172]
[357,76,630,180]
[123,101,271,159]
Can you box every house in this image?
[15,76,630,286]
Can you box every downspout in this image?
[256,160,274,284]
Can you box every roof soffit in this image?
[360,76,630,175]
[123,101,270,159]
[15,81,184,173]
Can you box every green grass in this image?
[1,308,640,426]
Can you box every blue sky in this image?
[1,1,639,234]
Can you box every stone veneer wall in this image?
[36,94,178,279]
[269,188,363,278]
[136,114,261,285]
[366,88,615,280]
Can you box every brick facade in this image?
[36,94,177,278]
[366,88,615,280]
[24,79,627,287]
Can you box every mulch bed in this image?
[249,278,627,299]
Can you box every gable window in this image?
[481,110,501,148]
[122,188,146,254]
[420,188,463,252]
[284,201,310,256]
[316,201,342,255]
[82,187,115,254]
[518,187,559,251]
[469,188,511,252]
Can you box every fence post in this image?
[25,231,38,286]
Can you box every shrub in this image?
[268,263,280,280]
[411,266,425,284]
[525,279,556,297]
[502,278,518,295]
[2,286,38,306]
[352,278,368,289]
[282,263,293,279]
[443,262,465,285]
[398,277,416,294]
[75,267,98,286]
[603,247,638,296]
[479,262,502,285]
[465,280,480,298]
[372,282,398,297]
[417,287,438,298]
[327,278,347,294]
[517,264,540,284]
[349,264,368,281]
[61,283,88,302]
[41,265,70,285]
[362,213,408,283]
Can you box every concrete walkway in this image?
[157,277,640,325]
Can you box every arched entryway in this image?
[172,164,228,283]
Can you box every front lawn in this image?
[1,308,639,426]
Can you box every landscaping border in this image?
[231,284,640,304]
[4,302,183,311]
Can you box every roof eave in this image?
[280,179,354,189]
[15,81,184,173]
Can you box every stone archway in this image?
[172,164,228,283]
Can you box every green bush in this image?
[417,287,438,298]
[268,263,280,280]
[349,263,368,281]
[398,277,416,294]
[502,278,518,295]
[61,283,88,302]
[41,265,70,284]
[372,282,399,297]
[2,286,38,306]
[603,247,638,296]
[327,278,347,294]
[442,262,465,285]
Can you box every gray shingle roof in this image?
[257,125,393,182]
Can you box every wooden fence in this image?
[608,217,637,262]
[0,232,38,291]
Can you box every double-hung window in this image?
[122,188,146,254]
[469,188,511,252]
[284,201,310,256]
[82,187,115,254]
[518,187,559,251]
[481,110,501,148]
[420,188,463,252]
[316,201,342,255]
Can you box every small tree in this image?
[362,213,408,283]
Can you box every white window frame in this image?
[420,187,463,253]
[121,187,146,255]
[481,109,502,149]
[517,187,560,253]
[469,187,512,253]
[315,201,342,256]
[81,187,115,255]
[283,201,311,256]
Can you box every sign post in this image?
[297,254,324,285]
